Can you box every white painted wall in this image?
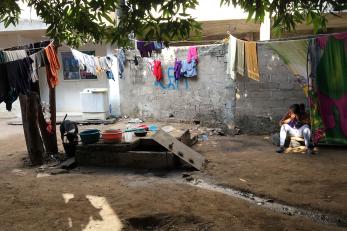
[0,30,119,118]
[106,44,121,117]
[39,44,111,115]
[260,13,271,41]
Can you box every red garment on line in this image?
[44,44,60,88]
[153,60,163,81]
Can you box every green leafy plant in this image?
[0,0,346,46]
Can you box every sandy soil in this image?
[0,119,345,231]
[193,136,347,218]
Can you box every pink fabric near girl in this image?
[318,90,347,137]
[317,32,347,52]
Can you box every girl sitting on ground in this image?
[276,104,314,155]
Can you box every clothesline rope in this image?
[2,40,53,52]
[228,30,347,44]
[115,38,225,60]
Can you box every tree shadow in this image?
[59,193,103,231]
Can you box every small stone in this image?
[182,173,191,178]
[49,169,69,175]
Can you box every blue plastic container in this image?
[79,129,100,145]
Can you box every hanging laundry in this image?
[71,48,97,75]
[3,50,27,62]
[316,32,347,51]
[5,57,33,95]
[308,33,347,145]
[0,51,6,63]
[106,71,114,80]
[226,35,237,79]
[99,56,113,71]
[44,44,60,88]
[94,57,102,73]
[117,49,126,79]
[235,39,245,76]
[0,57,33,111]
[154,41,165,50]
[181,59,197,78]
[244,41,260,81]
[187,46,198,63]
[137,41,155,57]
[134,56,139,66]
[71,48,86,70]
[29,50,48,82]
[0,64,17,111]
[153,60,163,81]
[174,60,182,80]
[99,56,115,80]
[84,55,97,75]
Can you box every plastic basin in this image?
[79,129,100,145]
[102,129,122,143]
[134,129,147,137]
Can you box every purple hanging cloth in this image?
[137,41,155,57]
[174,60,182,80]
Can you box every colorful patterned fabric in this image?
[308,35,347,145]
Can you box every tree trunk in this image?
[48,86,58,153]
[19,94,44,166]
[33,82,58,155]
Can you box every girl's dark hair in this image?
[299,103,305,115]
[289,104,301,116]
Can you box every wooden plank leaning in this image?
[152,130,206,170]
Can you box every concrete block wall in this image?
[119,44,236,130]
[119,43,306,134]
[234,44,306,134]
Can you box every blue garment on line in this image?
[154,42,165,50]
[106,71,115,81]
[181,60,197,77]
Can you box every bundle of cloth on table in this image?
[0,41,60,111]
[70,48,115,80]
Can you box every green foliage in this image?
[0,0,201,47]
[0,0,21,28]
[0,0,345,47]
[107,0,201,47]
[220,0,346,35]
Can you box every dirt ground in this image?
[0,119,346,231]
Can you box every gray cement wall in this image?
[119,44,306,134]
[119,45,235,130]
[234,44,306,134]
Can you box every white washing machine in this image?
[80,88,109,120]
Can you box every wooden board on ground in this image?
[168,129,192,146]
[153,130,206,170]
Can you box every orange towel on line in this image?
[245,41,260,81]
[44,43,60,88]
